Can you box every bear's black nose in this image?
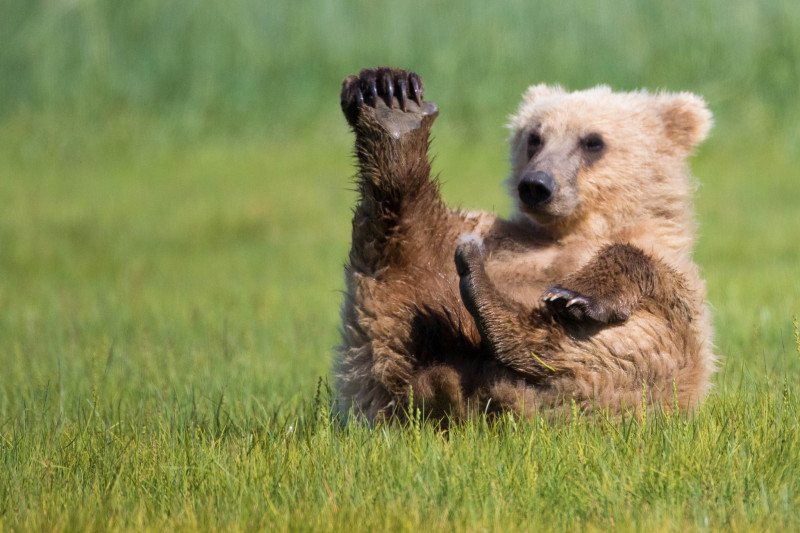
[518,171,555,207]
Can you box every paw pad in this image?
[340,67,438,132]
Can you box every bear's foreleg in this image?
[454,241,557,380]
[337,68,478,421]
[341,67,447,275]
[540,243,693,324]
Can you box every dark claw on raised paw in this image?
[409,73,423,105]
[396,75,408,111]
[368,78,378,103]
[378,68,394,106]
[358,69,377,104]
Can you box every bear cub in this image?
[335,67,715,423]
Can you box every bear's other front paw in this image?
[455,241,485,318]
[541,285,628,324]
[340,67,438,136]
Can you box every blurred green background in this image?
[1,1,800,529]
[3,1,800,139]
[1,0,799,412]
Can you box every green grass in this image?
[2,0,800,530]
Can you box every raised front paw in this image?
[541,285,629,324]
[340,67,439,137]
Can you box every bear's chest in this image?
[485,243,593,306]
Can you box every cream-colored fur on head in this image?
[510,85,711,150]
[506,85,712,262]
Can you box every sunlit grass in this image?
[1,0,799,530]
[1,126,798,529]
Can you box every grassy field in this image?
[1,1,800,530]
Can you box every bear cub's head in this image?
[507,85,712,235]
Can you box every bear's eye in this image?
[527,132,543,158]
[582,134,605,152]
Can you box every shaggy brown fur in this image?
[335,67,716,423]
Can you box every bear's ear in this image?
[659,92,713,152]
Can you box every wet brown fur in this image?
[335,68,716,423]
